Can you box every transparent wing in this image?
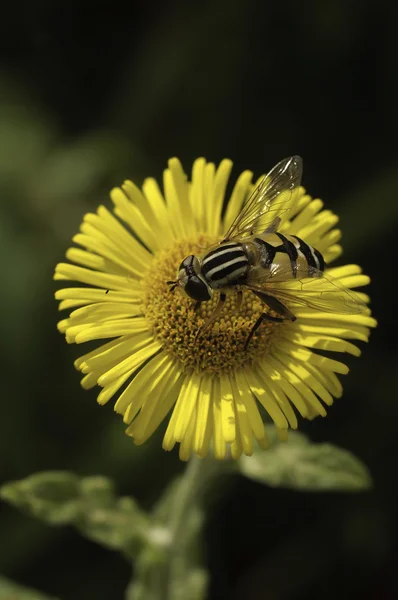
[246,264,367,315]
[222,155,303,241]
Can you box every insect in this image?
[167,156,366,348]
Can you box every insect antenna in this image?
[166,280,177,292]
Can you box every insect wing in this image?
[222,155,303,242]
[246,263,367,315]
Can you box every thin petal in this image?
[173,373,201,442]
[80,336,148,376]
[97,339,161,386]
[179,406,197,461]
[294,322,371,343]
[193,374,212,456]
[304,362,343,398]
[131,366,184,443]
[235,370,268,446]
[294,310,377,331]
[223,170,253,233]
[246,368,289,430]
[162,373,195,451]
[300,211,339,244]
[256,361,298,428]
[278,339,349,374]
[230,429,243,460]
[316,229,342,254]
[80,213,149,272]
[324,244,342,263]
[282,330,361,357]
[190,158,206,231]
[124,358,181,435]
[142,178,173,240]
[163,166,188,238]
[54,263,133,292]
[56,287,142,311]
[230,373,253,455]
[168,158,196,237]
[65,247,127,276]
[97,367,137,406]
[273,351,330,415]
[220,373,236,444]
[114,352,172,416]
[288,199,324,234]
[207,159,233,237]
[73,318,150,344]
[212,377,227,460]
[63,303,142,330]
[265,355,310,418]
[74,336,129,370]
[110,187,161,252]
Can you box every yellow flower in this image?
[54,157,376,461]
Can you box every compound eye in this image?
[179,256,191,271]
[185,276,212,301]
[178,255,200,273]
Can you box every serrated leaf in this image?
[0,575,59,600]
[239,428,372,491]
[1,472,149,558]
[0,472,80,524]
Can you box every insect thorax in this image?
[201,242,249,288]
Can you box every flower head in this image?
[54,157,376,460]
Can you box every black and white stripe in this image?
[201,242,248,287]
[292,235,325,273]
[276,232,299,277]
[254,237,277,268]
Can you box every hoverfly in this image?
[167,156,366,347]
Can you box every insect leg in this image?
[194,292,226,344]
[202,292,226,330]
[235,290,243,313]
[244,313,285,349]
[244,290,296,349]
[252,290,297,321]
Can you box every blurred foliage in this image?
[1,473,149,558]
[0,0,397,599]
[1,463,213,600]
[238,427,372,491]
[1,431,371,599]
[0,576,58,600]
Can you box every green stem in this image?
[126,456,219,600]
[168,455,207,541]
[162,456,215,600]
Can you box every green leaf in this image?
[0,472,80,524]
[238,428,372,491]
[0,575,59,600]
[1,472,149,558]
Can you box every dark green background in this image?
[1,1,397,598]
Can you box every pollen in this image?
[142,235,279,374]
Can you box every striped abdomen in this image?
[252,232,325,278]
[201,242,249,288]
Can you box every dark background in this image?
[1,1,397,598]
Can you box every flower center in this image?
[142,235,280,374]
